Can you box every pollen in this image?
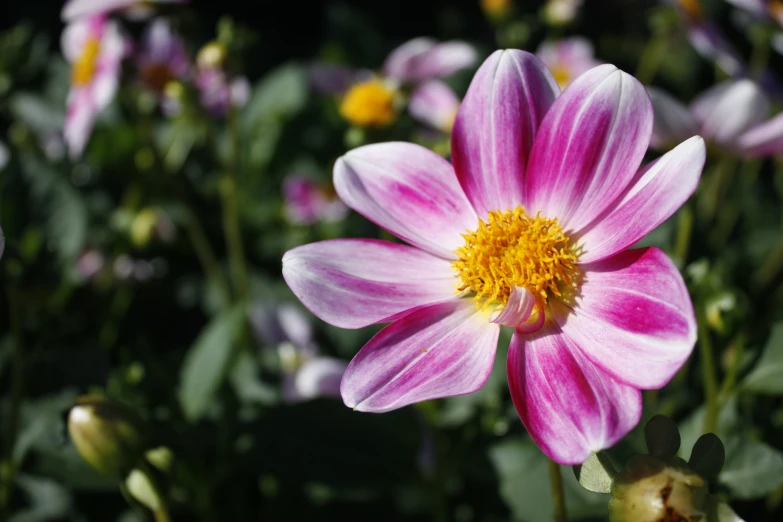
[72,37,101,86]
[550,65,571,90]
[452,206,580,309]
[339,79,398,128]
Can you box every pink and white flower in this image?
[62,15,127,158]
[649,79,783,157]
[62,0,186,21]
[310,37,476,128]
[137,18,189,94]
[248,303,348,403]
[283,50,705,464]
[283,176,349,226]
[536,37,600,90]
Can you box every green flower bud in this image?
[67,395,146,476]
[609,455,709,522]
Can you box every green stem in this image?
[183,206,231,306]
[756,232,783,291]
[220,108,249,301]
[697,308,719,434]
[709,159,762,248]
[701,156,739,223]
[674,205,694,266]
[548,458,568,522]
[635,34,668,85]
[0,289,24,520]
[718,334,745,404]
[139,460,173,522]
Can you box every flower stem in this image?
[0,289,24,520]
[183,205,231,306]
[674,204,694,266]
[635,34,668,85]
[709,159,761,248]
[548,458,568,522]
[718,334,745,404]
[697,308,719,434]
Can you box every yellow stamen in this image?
[339,79,398,128]
[550,65,571,90]
[72,37,101,86]
[452,206,580,310]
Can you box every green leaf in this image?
[573,452,616,494]
[19,154,87,263]
[741,322,783,394]
[9,93,65,134]
[719,441,783,499]
[243,64,307,125]
[489,438,608,521]
[178,304,246,421]
[10,474,72,522]
[645,414,681,457]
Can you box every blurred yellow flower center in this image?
[72,37,101,86]
[452,206,579,309]
[550,65,571,89]
[480,0,510,17]
[339,79,397,127]
[770,1,783,18]
[676,0,703,20]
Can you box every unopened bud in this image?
[197,42,227,70]
[124,447,174,511]
[67,395,146,476]
[609,455,708,522]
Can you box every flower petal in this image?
[451,50,559,217]
[525,64,653,232]
[284,357,348,403]
[341,300,499,412]
[282,239,458,329]
[408,80,460,132]
[647,87,700,149]
[554,247,697,389]
[334,142,477,259]
[507,325,642,465]
[383,37,437,82]
[576,136,705,263]
[490,286,536,328]
[736,111,783,157]
[692,80,769,145]
[414,40,478,80]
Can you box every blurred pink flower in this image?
[62,15,127,158]
[284,51,705,464]
[62,0,186,21]
[194,61,249,116]
[283,176,348,226]
[310,37,476,128]
[408,80,460,133]
[248,303,347,403]
[137,18,189,94]
[76,249,106,280]
[536,37,600,89]
[649,80,783,156]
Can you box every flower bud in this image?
[608,455,709,522]
[67,395,146,476]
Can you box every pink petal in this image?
[341,300,499,412]
[490,286,536,328]
[525,65,653,232]
[451,50,559,217]
[64,89,98,159]
[554,247,697,389]
[282,239,458,329]
[333,142,477,259]
[737,111,783,157]
[507,325,642,465]
[414,41,478,81]
[691,80,769,145]
[383,37,437,82]
[647,87,700,149]
[284,357,348,403]
[408,80,460,132]
[576,136,705,263]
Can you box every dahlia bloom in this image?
[536,37,600,90]
[649,79,783,157]
[248,303,347,403]
[62,15,127,158]
[62,0,186,21]
[310,37,476,128]
[137,18,189,94]
[283,176,349,226]
[283,50,705,464]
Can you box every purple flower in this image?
[649,80,783,156]
[536,37,600,89]
[193,43,249,116]
[62,0,186,21]
[137,18,189,94]
[311,37,476,128]
[283,51,705,464]
[62,15,127,158]
[283,176,348,226]
[248,304,347,403]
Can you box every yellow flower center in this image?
[72,37,101,86]
[550,65,571,90]
[481,0,511,18]
[452,206,580,310]
[339,79,398,128]
[770,1,783,19]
